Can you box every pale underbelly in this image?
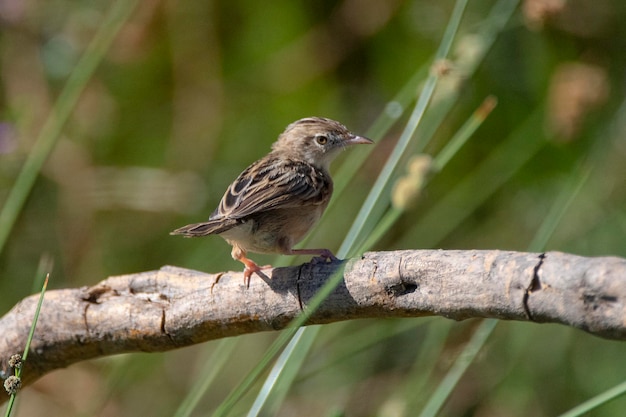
[219,207,323,254]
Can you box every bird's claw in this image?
[310,249,339,264]
[243,263,272,288]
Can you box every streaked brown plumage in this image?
[171,117,372,287]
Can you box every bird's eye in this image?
[315,135,328,145]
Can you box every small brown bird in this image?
[171,117,372,287]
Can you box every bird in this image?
[171,116,373,287]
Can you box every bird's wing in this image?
[170,218,239,237]
[211,157,332,221]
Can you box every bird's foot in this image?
[242,260,272,288]
[232,248,272,288]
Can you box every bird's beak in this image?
[345,135,374,145]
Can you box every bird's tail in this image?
[170,220,235,237]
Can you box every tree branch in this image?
[1,249,625,396]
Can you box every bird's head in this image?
[272,117,373,170]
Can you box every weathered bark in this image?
[1,249,624,397]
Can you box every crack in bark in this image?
[523,252,546,320]
[160,308,176,345]
[83,302,91,338]
[296,263,305,311]
[210,272,224,294]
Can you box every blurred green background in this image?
[1,0,626,416]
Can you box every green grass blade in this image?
[212,264,348,417]
[21,274,48,363]
[297,320,432,382]
[418,319,497,417]
[400,321,454,412]
[246,327,320,417]
[172,338,239,417]
[527,164,591,253]
[4,273,49,417]
[557,380,626,417]
[0,0,139,255]
[432,96,498,172]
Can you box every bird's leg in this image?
[286,248,339,263]
[231,246,271,288]
[240,257,272,288]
